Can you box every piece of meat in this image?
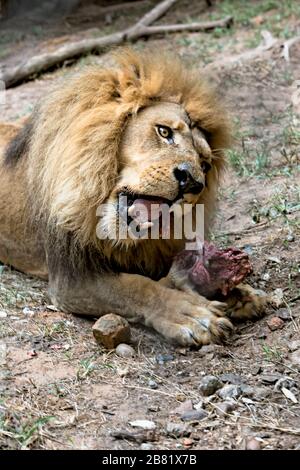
[170,241,252,298]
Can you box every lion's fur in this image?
[0,48,231,281]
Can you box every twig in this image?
[215,220,269,238]
[0,0,232,88]
[282,35,300,62]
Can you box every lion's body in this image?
[0,49,265,346]
[0,123,47,277]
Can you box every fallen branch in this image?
[206,30,278,71]
[0,0,233,88]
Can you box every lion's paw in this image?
[225,283,268,321]
[150,293,233,347]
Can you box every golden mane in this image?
[27,48,230,251]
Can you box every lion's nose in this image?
[173,163,204,195]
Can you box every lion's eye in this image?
[157,125,174,142]
[201,161,212,173]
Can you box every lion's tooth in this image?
[128,204,136,216]
[139,221,154,230]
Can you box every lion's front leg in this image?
[48,272,233,346]
[163,271,268,322]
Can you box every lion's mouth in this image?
[118,191,182,231]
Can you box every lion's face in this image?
[98,102,213,244]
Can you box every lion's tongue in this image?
[130,198,165,223]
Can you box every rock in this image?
[199,375,223,396]
[274,377,296,391]
[246,438,261,450]
[215,400,236,416]
[288,340,300,352]
[140,443,153,450]
[166,422,190,438]
[266,316,285,331]
[276,309,292,321]
[260,374,281,385]
[219,373,244,385]
[22,307,35,316]
[240,384,255,396]
[183,438,194,447]
[289,350,300,367]
[256,329,268,340]
[172,399,193,415]
[148,380,158,389]
[180,409,208,422]
[129,420,156,430]
[0,311,7,318]
[194,401,204,410]
[148,405,160,413]
[156,354,174,364]
[198,344,217,357]
[240,384,270,399]
[269,288,284,308]
[92,314,131,349]
[115,343,135,358]
[251,366,262,376]
[285,233,295,242]
[217,384,242,400]
[253,387,271,400]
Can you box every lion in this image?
[0,49,265,346]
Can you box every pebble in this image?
[217,384,242,400]
[274,377,296,391]
[219,373,244,385]
[166,422,190,438]
[172,399,193,415]
[183,438,194,447]
[261,273,270,281]
[156,354,174,364]
[22,307,35,316]
[289,350,300,367]
[269,288,284,307]
[199,375,223,396]
[277,308,292,321]
[260,374,281,384]
[289,340,300,352]
[246,438,261,450]
[180,409,207,422]
[148,379,158,389]
[252,387,271,400]
[92,314,131,349]
[285,233,295,242]
[140,443,153,450]
[0,311,7,318]
[115,343,135,358]
[215,400,236,416]
[129,420,156,430]
[251,365,262,376]
[240,384,270,399]
[266,316,285,331]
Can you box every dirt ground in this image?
[0,0,299,450]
